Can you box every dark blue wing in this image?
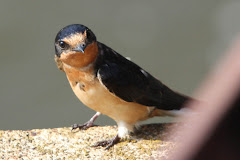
[95,42,188,110]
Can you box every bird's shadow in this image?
[130,123,176,141]
[71,123,177,141]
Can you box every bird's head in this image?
[55,24,98,68]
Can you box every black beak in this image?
[72,44,86,53]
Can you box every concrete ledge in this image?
[0,124,175,159]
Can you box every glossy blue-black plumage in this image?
[55,24,96,57]
[55,24,95,42]
[55,24,189,110]
[95,42,189,110]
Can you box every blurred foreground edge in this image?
[166,38,240,160]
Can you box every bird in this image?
[54,24,192,149]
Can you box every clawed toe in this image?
[91,140,110,147]
[71,112,101,131]
[71,122,93,131]
[91,135,120,150]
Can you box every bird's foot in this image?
[91,135,120,150]
[71,112,101,131]
[71,121,94,131]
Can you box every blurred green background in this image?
[1,0,239,130]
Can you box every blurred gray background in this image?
[1,0,239,130]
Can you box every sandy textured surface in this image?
[0,124,176,159]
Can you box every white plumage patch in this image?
[140,69,149,77]
[125,57,131,61]
[168,108,197,117]
[117,121,134,138]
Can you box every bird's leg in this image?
[72,112,101,130]
[91,134,120,150]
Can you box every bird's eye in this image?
[59,41,68,49]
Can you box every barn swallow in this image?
[54,24,191,149]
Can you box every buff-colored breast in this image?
[63,64,150,125]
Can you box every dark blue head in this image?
[55,24,96,57]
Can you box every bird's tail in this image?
[159,85,191,110]
[151,85,197,117]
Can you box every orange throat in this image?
[59,42,98,69]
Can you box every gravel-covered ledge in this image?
[0,124,176,159]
